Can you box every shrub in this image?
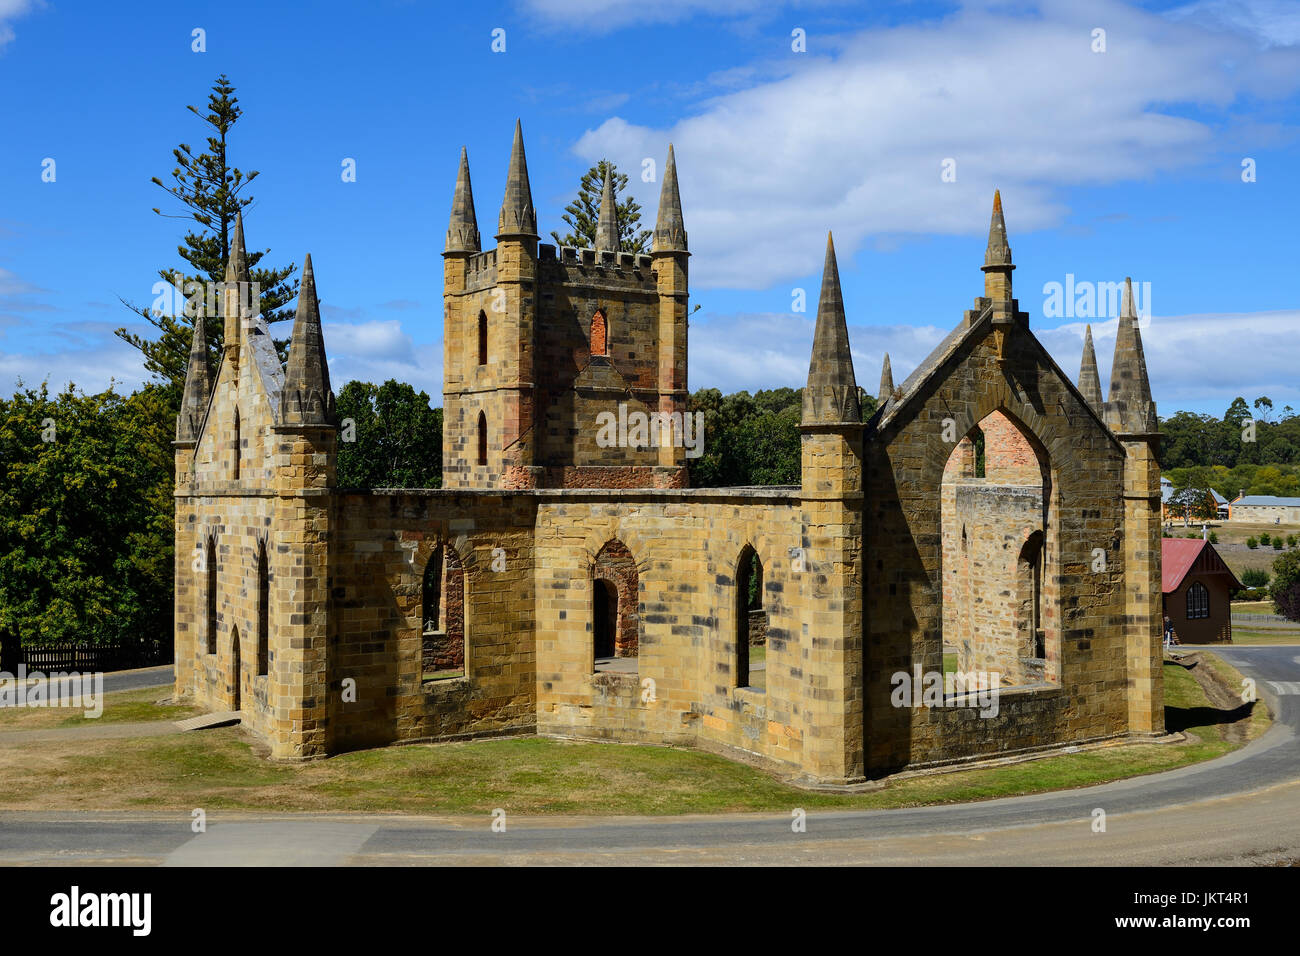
[1233,586,1270,601]
[1289,535,1297,549]
[1241,568,1270,588]
[1276,538,1285,550]
[1247,537,1259,549]
[1261,532,1272,546]
[1209,531,1218,544]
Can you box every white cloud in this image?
[321,319,417,364]
[517,0,840,32]
[690,305,1300,415]
[0,0,38,50]
[572,0,1300,289]
[0,342,150,395]
[1169,0,1300,48]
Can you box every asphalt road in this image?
[0,649,1295,865]
[0,664,174,706]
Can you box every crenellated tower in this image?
[442,126,691,489]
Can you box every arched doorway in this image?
[593,579,618,660]
[592,539,639,672]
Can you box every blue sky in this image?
[1,0,1299,417]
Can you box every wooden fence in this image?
[4,641,171,673]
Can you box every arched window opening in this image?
[229,625,241,711]
[1018,531,1045,661]
[1187,581,1209,620]
[590,309,608,356]
[477,411,488,467]
[942,408,1056,687]
[736,546,765,691]
[478,310,488,365]
[205,535,218,655]
[232,409,241,480]
[592,540,639,673]
[422,545,465,682]
[256,541,270,676]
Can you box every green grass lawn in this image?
[0,685,199,731]
[0,658,1267,815]
[1231,628,1300,645]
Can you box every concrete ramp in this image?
[173,711,241,732]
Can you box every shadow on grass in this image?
[1165,701,1255,734]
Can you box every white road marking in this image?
[1266,681,1300,695]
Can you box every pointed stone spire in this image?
[176,312,213,442]
[652,144,688,254]
[225,210,249,283]
[594,165,619,252]
[981,190,1014,300]
[1078,324,1103,408]
[445,147,480,254]
[281,254,334,426]
[1105,277,1157,433]
[497,119,537,239]
[878,353,894,402]
[223,210,252,362]
[802,233,861,425]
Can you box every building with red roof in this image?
[1161,538,1242,644]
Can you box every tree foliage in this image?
[0,383,174,647]
[549,159,652,253]
[114,74,298,392]
[1269,549,1300,622]
[335,380,443,489]
[687,386,877,487]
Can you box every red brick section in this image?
[590,309,607,356]
[981,410,1043,482]
[594,540,639,657]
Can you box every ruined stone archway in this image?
[941,408,1057,687]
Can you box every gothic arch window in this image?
[205,535,218,655]
[941,408,1056,686]
[476,411,488,466]
[1018,531,1045,659]
[735,545,765,691]
[421,544,466,681]
[592,540,639,672]
[229,625,241,711]
[590,309,608,356]
[1187,581,1209,620]
[232,409,241,480]
[256,540,270,676]
[478,310,488,365]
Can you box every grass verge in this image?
[0,660,1268,815]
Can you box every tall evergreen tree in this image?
[550,159,652,252]
[115,74,298,394]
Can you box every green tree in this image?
[115,74,299,393]
[549,160,652,253]
[335,380,443,489]
[1269,549,1300,621]
[0,382,174,649]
